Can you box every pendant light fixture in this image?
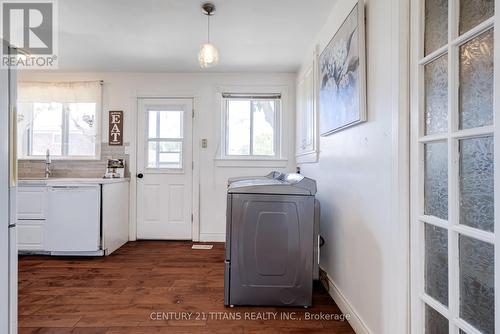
[198,2,219,68]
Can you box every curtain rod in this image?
[221,93,281,99]
[19,80,104,85]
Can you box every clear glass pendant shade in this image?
[198,43,219,68]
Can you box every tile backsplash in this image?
[18,143,129,179]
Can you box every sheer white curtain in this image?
[18,81,102,103]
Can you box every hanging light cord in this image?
[207,13,210,43]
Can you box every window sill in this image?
[214,158,288,168]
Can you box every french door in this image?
[411,0,497,333]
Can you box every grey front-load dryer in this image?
[224,173,317,307]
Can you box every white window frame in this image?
[410,1,498,333]
[220,93,282,160]
[19,102,101,161]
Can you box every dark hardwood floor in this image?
[18,241,354,333]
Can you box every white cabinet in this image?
[16,180,129,255]
[296,51,319,164]
[102,182,129,255]
[17,186,47,220]
[17,223,44,251]
[17,186,47,251]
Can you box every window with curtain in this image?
[17,81,102,159]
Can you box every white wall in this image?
[297,0,409,333]
[18,71,297,242]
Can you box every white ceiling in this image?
[56,0,336,72]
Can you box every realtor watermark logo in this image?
[1,0,58,69]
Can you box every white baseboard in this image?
[320,267,373,334]
[198,233,225,242]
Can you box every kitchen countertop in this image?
[18,178,130,186]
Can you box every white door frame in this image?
[410,0,499,332]
[131,95,200,242]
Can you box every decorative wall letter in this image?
[109,110,123,146]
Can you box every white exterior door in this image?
[136,99,193,240]
[410,1,497,333]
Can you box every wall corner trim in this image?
[320,267,374,334]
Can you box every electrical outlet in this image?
[201,139,208,148]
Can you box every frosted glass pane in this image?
[425,0,448,55]
[459,235,494,334]
[425,224,448,306]
[425,305,448,334]
[459,29,494,130]
[424,142,448,220]
[460,0,494,34]
[459,136,494,232]
[424,54,448,135]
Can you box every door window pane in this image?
[148,110,183,139]
[159,141,181,152]
[147,109,184,169]
[31,102,63,156]
[425,224,448,306]
[67,103,97,156]
[425,304,448,334]
[148,110,158,139]
[227,100,251,155]
[159,141,182,169]
[252,100,276,156]
[424,54,448,135]
[459,29,494,130]
[148,142,157,168]
[459,235,494,334]
[460,0,494,35]
[459,136,494,232]
[425,0,448,55]
[159,110,182,139]
[148,141,182,169]
[424,141,448,220]
[159,152,181,167]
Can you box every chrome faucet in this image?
[44,149,51,179]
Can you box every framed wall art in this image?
[319,1,366,136]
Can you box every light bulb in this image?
[198,43,219,68]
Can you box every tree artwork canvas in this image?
[319,2,366,135]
